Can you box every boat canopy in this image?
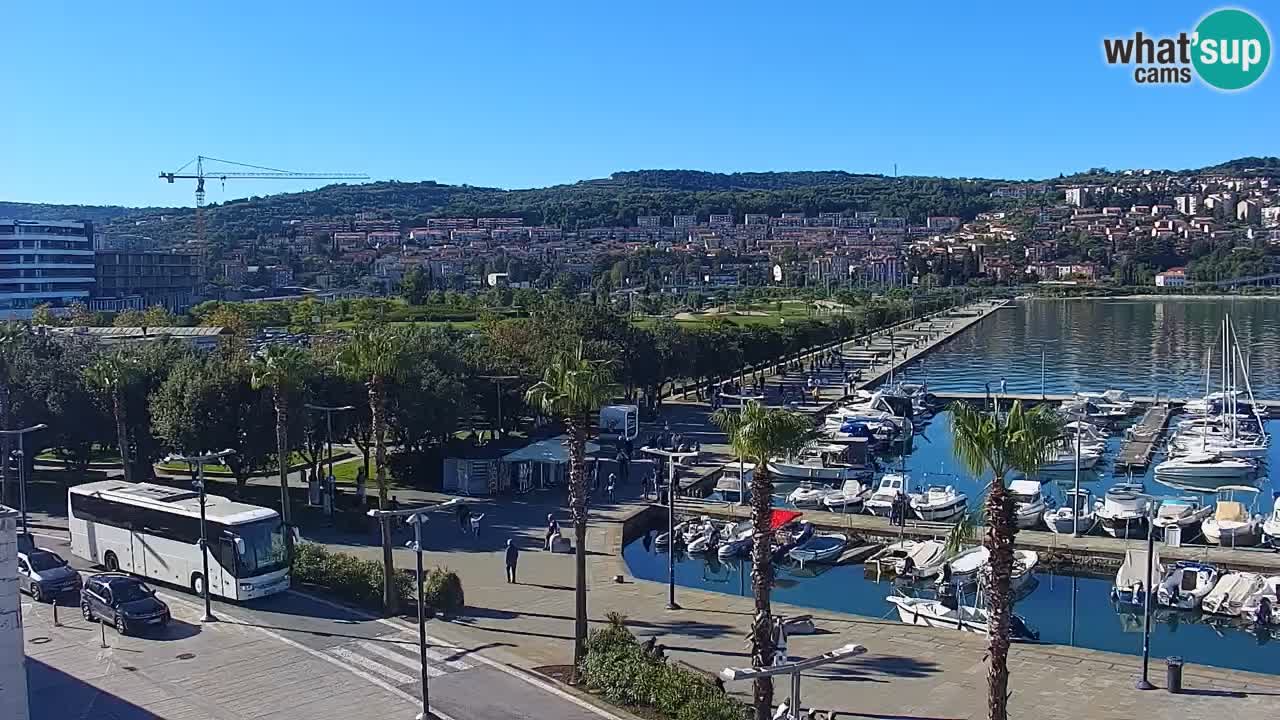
[768,509,803,530]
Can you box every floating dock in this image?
[1115,404,1172,469]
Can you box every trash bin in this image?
[1166,656,1183,693]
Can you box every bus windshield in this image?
[233,518,288,578]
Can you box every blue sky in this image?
[2,2,1276,207]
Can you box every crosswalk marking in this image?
[420,643,474,673]
[356,640,433,672]
[328,644,430,682]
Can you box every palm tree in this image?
[85,351,139,484]
[250,346,311,531]
[711,403,813,720]
[337,326,409,613]
[951,400,1060,720]
[523,341,615,678]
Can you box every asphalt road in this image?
[20,522,621,720]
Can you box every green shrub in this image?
[291,542,412,609]
[421,567,465,614]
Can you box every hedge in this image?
[291,542,413,608]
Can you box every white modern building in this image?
[0,506,27,720]
[0,219,96,319]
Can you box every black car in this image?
[81,574,170,635]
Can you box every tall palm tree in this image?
[250,346,311,530]
[337,326,409,613]
[711,403,812,720]
[523,341,615,677]
[951,400,1060,720]
[85,351,139,484]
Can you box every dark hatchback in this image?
[81,573,171,635]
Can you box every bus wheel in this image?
[103,552,119,572]
[191,573,205,597]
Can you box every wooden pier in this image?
[1115,404,1172,469]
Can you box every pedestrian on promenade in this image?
[606,473,616,501]
[590,458,601,492]
[505,539,519,583]
[457,502,472,533]
[545,514,560,551]
[470,512,484,537]
[616,448,630,484]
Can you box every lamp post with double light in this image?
[0,423,48,537]
[165,449,235,623]
[640,447,698,610]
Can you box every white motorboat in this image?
[1169,433,1269,460]
[716,521,753,559]
[685,522,722,554]
[771,521,815,562]
[1112,547,1162,608]
[1202,572,1266,616]
[1263,493,1280,550]
[946,546,990,586]
[1038,444,1102,472]
[1008,480,1048,529]
[654,520,692,547]
[1156,452,1256,482]
[896,539,947,579]
[713,462,754,504]
[1061,397,1126,423]
[769,459,869,484]
[1150,496,1212,540]
[885,596,1039,641]
[1201,485,1264,546]
[1155,562,1220,610]
[787,481,837,508]
[1044,489,1097,535]
[1096,483,1151,539]
[1010,549,1040,590]
[1240,576,1280,624]
[788,532,848,566]
[866,473,909,517]
[1077,389,1138,415]
[822,478,867,512]
[910,485,968,522]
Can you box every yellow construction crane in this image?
[159,155,369,244]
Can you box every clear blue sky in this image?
[3,2,1276,207]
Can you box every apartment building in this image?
[93,250,200,312]
[0,219,96,318]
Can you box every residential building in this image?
[1065,188,1092,207]
[1262,206,1280,228]
[709,213,733,227]
[333,232,368,251]
[1174,195,1200,216]
[743,213,769,226]
[1237,199,1261,224]
[672,215,696,229]
[926,216,961,231]
[0,219,96,319]
[476,217,522,229]
[637,216,661,229]
[1155,267,1189,287]
[93,250,199,312]
[0,506,27,720]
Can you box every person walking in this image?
[470,512,484,537]
[545,513,560,551]
[606,473,617,501]
[504,539,519,583]
[457,502,471,532]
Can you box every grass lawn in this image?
[38,446,123,463]
[322,319,481,331]
[156,451,313,474]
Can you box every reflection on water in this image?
[624,539,1280,674]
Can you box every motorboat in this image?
[865,473,909,517]
[788,532,848,566]
[1076,389,1137,415]
[885,596,1039,641]
[1061,397,1127,424]
[685,521,722,554]
[946,546,990,586]
[771,521,815,562]
[1038,444,1102,472]
[1202,572,1266,616]
[1155,561,1220,610]
[1240,576,1280,624]
[821,478,867,512]
[895,539,947,579]
[1150,496,1213,540]
[1096,483,1151,539]
[1201,485,1264,546]
[1043,489,1097,535]
[712,462,754,504]
[1155,452,1256,483]
[716,520,753,559]
[770,444,875,484]
[865,539,919,579]
[787,481,837,508]
[909,485,968,522]
[1263,493,1280,550]
[1112,547,1162,608]
[1009,549,1040,590]
[1168,431,1269,460]
[654,520,692,547]
[1008,480,1048,529]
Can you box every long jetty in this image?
[1115,404,1173,469]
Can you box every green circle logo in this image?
[1193,9,1271,90]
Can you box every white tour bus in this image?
[69,481,290,600]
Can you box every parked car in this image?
[16,549,81,602]
[80,574,170,635]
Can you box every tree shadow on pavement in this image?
[804,654,941,682]
[27,657,163,720]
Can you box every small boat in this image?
[788,532,848,566]
[1155,561,1221,610]
[1150,496,1213,540]
[1240,576,1280,624]
[896,539,947,579]
[712,462,754,504]
[1201,485,1264,547]
[1077,389,1138,415]
[772,521,814,562]
[1261,493,1280,549]
[885,596,1039,641]
[1154,452,1256,482]
[1112,547,1162,608]
[1010,549,1040,590]
[787,481,837,508]
[910,485,968,522]
[1203,572,1267,616]
[654,520,691,547]
[865,539,918,579]
[770,443,875,483]
[946,546,990,586]
[1038,445,1103,472]
[821,478,867,512]
[1008,480,1048,530]
[866,473,909,517]
[1043,489,1097,535]
[1096,483,1151,539]
[685,521,722,554]
[716,521,753,559]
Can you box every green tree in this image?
[950,400,1060,720]
[337,326,410,612]
[398,266,431,305]
[30,304,59,327]
[84,351,141,483]
[250,346,313,531]
[523,342,616,677]
[711,404,812,720]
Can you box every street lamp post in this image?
[640,447,698,610]
[1136,497,1158,691]
[476,375,519,439]
[368,499,459,720]
[166,449,235,623]
[0,424,48,537]
[305,404,356,506]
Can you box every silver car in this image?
[17,549,82,602]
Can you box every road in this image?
[20,524,625,720]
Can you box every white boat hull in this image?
[1202,520,1262,547]
[1044,510,1097,535]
